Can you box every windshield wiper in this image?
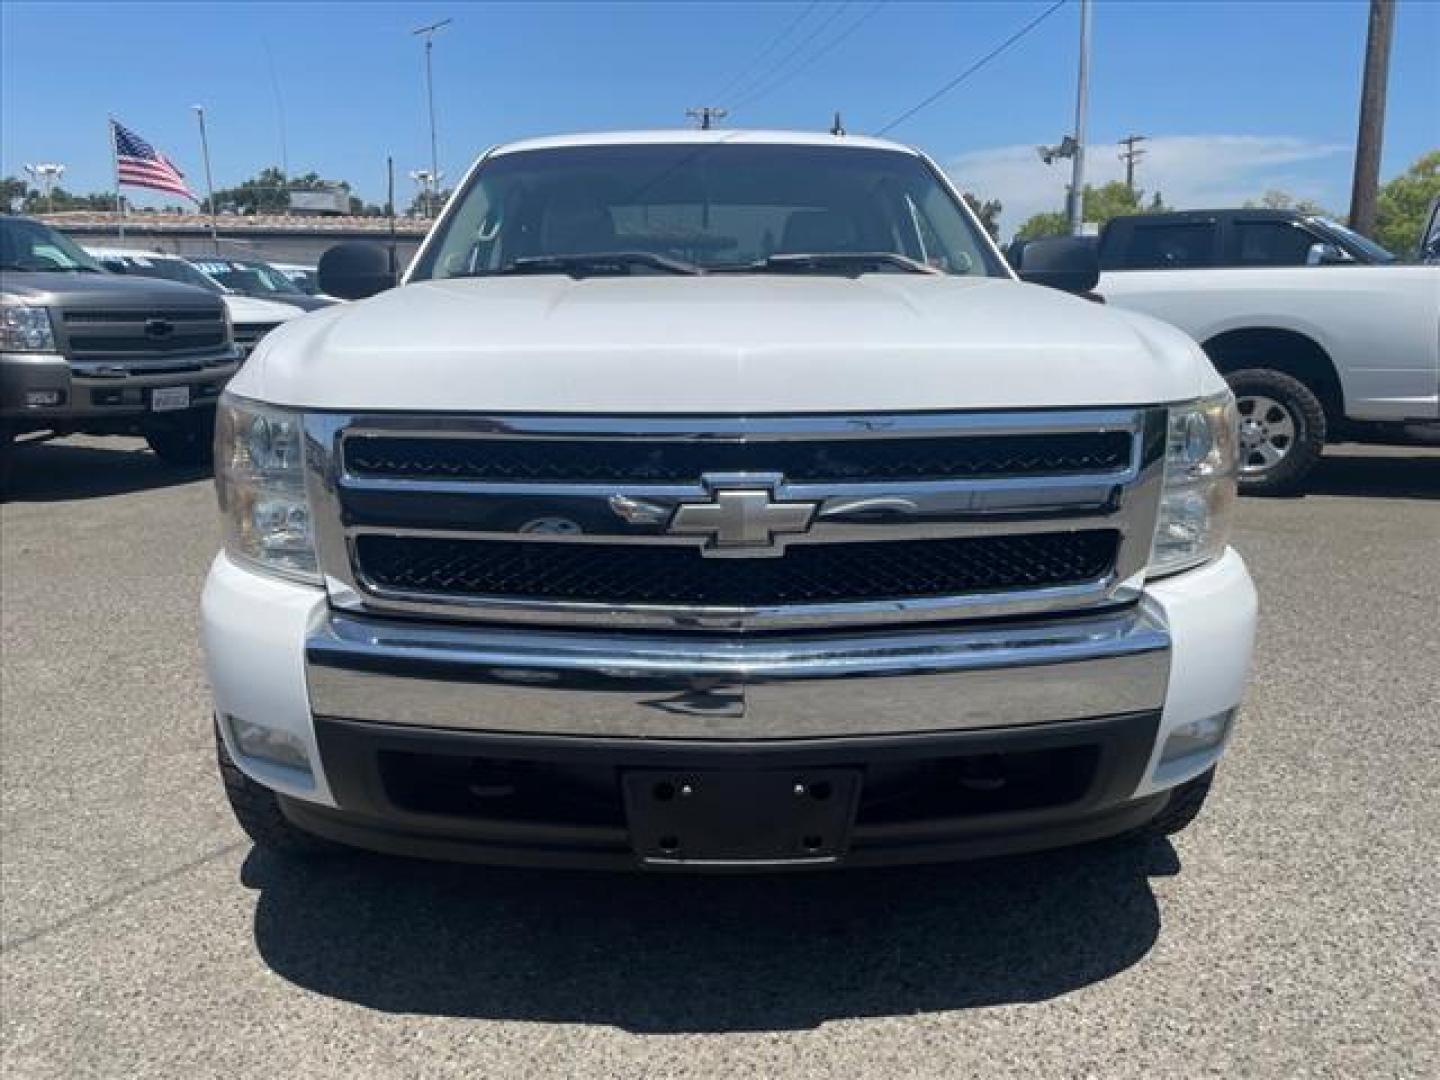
[488,252,703,278]
[716,252,938,276]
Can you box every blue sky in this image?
[3,1,1437,234]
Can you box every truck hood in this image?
[1,269,223,310]
[234,274,1221,413]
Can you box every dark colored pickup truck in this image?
[1,215,240,483]
[1098,208,1397,271]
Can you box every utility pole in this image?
[413,18,451,218]
[1066,0,1092,235]
[1118,134,1148,195]
[1348,0,1395,237]
[686,107,728,130]
[192,105,220,254]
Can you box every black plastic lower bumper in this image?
[283,712,1167,871]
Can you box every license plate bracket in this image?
[622,767,861,866]
[150,386,191,412]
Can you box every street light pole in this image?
[192,105,220,255]
[413,18,452,218]
[1067,0,1092,235]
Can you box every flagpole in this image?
[191,105,219,255]
[108,116,125,240]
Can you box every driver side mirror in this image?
[318,242,397,300]
[1017,236,1100,295]
[1306,242,1351,267]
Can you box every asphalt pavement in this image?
[2,436,1437,1078]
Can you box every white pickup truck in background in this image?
[1095,211,1439,495]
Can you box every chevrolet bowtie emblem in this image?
[668,476,817,557]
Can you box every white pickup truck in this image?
[202,130,1256,871]
[1096,211,1440,494]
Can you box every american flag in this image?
[112,120,197,202]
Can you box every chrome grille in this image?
[306,409,1167,632]
[354,531,1121,607]
[344,431,1134,484]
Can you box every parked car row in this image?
[0,213,336,486]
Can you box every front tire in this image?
[145,408,215,467]
[216,725,341,859]
[1142,767,1216,838]
[1225,368,1326,496]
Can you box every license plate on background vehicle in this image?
[150,387,190,412]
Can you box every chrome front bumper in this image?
[306,607,1171,740]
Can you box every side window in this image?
[1121,222,1216,269]
[1235,221,1317,266]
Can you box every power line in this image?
[731,1,885,112]
[727,2,852,108]
[876,0,1069,136]
[712,2,819,103]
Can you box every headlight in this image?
[1148,390,1239,577]
[0,302,58,352]
[215,394,318,583]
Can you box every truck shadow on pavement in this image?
[2,438,210,501]
[244,839,1176,1032]
[1296,449,1439,500]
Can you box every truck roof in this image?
[489,129,920,158]
[1106,208,1328,225]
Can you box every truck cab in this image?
[1099,208,1398,272]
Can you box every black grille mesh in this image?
[355,530,1119,607]
[345,431,1133,485]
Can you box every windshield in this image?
[0,217,104,273]
[193,258,305,296]
[1311,217,1397,263]
[411,142,1004,280]
[102,254,224,292]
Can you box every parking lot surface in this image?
[2,437,1437,1078]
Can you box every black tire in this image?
[216,724,343,858]
[1142,767,1216,838]
[145,409,215,467]
[0,430,13,500]
[1225,368,1326,496]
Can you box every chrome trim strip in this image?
[336,408,1149,442]
[306,608,1171,739]
[304,408,1167,631]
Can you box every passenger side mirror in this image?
[1017,236,1100,295]
[1306,242,1351,267]
[318,242,397,300]
[101,259,128,274]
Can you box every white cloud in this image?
[945,135,1348,237]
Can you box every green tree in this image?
[1014,181,1166,241]
[208,168,362,215]
[2,175,28,211]
[18,186,116,213]
[1244,189,1332,216]
[407,188,453,217]
[1374,150,1440,257]
[963,193,1002,239]
[1015,210,1069,241]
